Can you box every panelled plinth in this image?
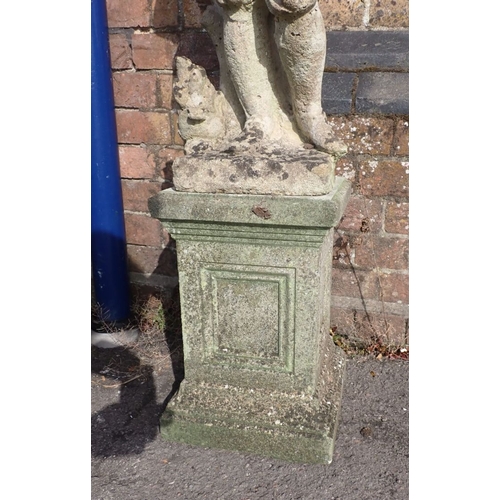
[148,176,351,464]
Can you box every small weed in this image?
[92,287,183,376]
[330,327,409,360]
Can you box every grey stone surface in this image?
[148,182,351,463]
[356,72,409,114]
[149,176,351,229]
[326,30,409,71]
[322,72,355,114]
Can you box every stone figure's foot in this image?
[220,117,268,153]
[222,116,299,154]
[314,135,348,157]
[298,111,348,158]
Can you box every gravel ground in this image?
[91,346,408,500]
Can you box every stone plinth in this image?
[148,176,351,464]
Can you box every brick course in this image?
[118,146,156,179]
[132,33,179,70]
[113,72,157,109]
[106,0,150,28]
[394,119,409,156]
[369,0,409,28]
[337,195,384,234]
[379,272,409,304]
[151,0,179,28]
[127,244,177,276]
[319,0,365,30]
[385,201,409,234]
[329,116,394,156]
[352,235,409,270]
[116,109,172,144]
[121,180,162,213]
[358,160,409,198]
[124,213,163,247]
[109,34,133,70]
[331,267,380,302]
[330,306,408,347]
[158,74,174,109]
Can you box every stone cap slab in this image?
[172,147,338,196]
[149,176,351,229]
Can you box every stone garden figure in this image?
[175,0,346,157]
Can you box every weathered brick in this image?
[121,180,162,212]
[352,235,408,270]
[358,160,409,198]
[127,244,178,276]
[112,72,157,109]
[132,33,179,70]
[158,74,174,109]
[319,0,365,29]
[332,267,380,301]
[379,272,408,304]
[116,109,172,144]
[124,213,162,246]
[151,0,178,28]
[333,306,406,345]
[329,116,394,155]
[394,119,409,156]
[118,145,156,179]
[106,0,150,28]
[109,34,132,70]
[369,0,409,28]
[385,201,409,234]
[177,32,219,73]
[337,195,384,233]
[334,157,356,183]
[331,307,408,347]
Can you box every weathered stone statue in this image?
[172,0,347,195]
[149,0,351,464]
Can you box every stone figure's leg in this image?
[219,0,279,137]
[216,0,302,146]
[202,4,246,132]
[273,3,347,155]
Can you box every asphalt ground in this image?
[91,346,408,500]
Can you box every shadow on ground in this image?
[91,347,162,457]
[91,282,185,458]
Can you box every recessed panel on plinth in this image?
[201,264,295,372]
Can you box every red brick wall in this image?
[105,0,409,348]
[330,117,409,348]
